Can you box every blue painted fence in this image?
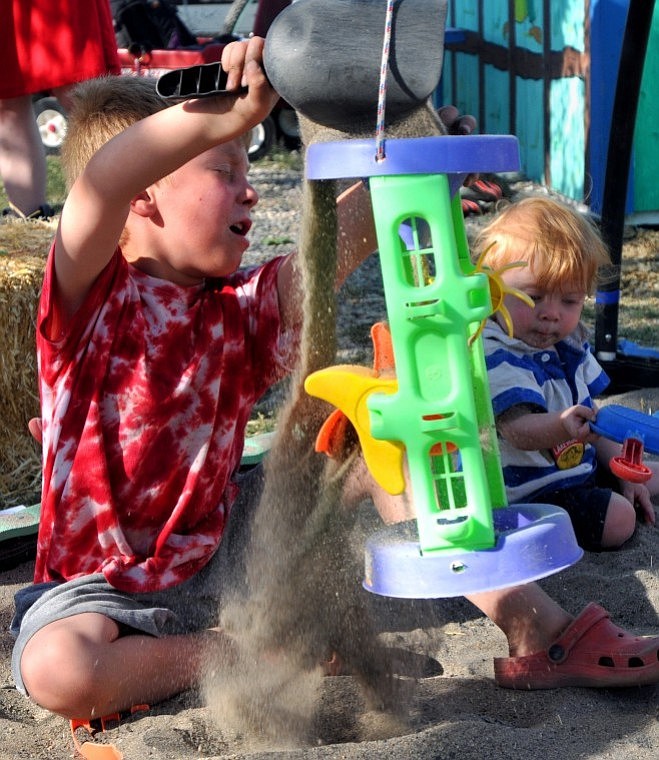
[441,0,658,220]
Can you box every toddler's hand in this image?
[621,481,656,526]
[560,404,598,443]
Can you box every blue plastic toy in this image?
[590,404,659,484]
[590,404,659,453]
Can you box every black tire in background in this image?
[248,114,276,161]
[277,106,301,151]
[33,96,68,155]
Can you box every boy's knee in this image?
[20,623,107,716]
[600,496,636,548]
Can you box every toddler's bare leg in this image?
[600,492,637,548]
[646,461,659,497]
[344,453,573,657]
[342,451,415,524]
[465,585,572,657]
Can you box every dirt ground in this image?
[1,435,658,760]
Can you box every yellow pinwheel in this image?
[469,243,535,346]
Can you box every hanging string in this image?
[375,0,395,161]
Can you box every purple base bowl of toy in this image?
[363,503,583,599]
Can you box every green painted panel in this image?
[449,0,479,32]
[446,0,589,203]
[549,77,585,201]
[481,3,508,46]
[449,52,480,126]
[515,77,544,183]
[549,0,585,50]
[633,2,659,212]
[510,0,543,53]
[483,65,510,135]
[513,0,541,26]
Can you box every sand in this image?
[1,388,657,760]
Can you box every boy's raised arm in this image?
[53,37,278,323]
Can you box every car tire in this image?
[34,97,68,155]
[248,115,276,161]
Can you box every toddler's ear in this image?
[130,189,157,218]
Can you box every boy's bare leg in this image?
[342,453,416,524]
[20,613,236,720]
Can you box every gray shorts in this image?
[11,466,264,695]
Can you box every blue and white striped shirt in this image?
[483,319,610,502]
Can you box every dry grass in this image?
[616,227,659,347]
[579,227,659,351]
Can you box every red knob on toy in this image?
[609,436,652,484]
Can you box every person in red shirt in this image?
[10,38,659,724]
[0,0,120,218]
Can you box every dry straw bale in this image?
[0,220,51,505]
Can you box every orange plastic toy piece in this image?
[70,705,149,760]
[310,322,402,491]
[610,436,653,484]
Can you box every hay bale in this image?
[0,220,51,505]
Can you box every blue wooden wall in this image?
[441,0,657,217]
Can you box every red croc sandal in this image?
[469,178,504,202]
[460,196,483,217]
[494,603,659,690]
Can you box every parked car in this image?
[33,0,299,160]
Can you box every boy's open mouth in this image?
[230,220,251,236]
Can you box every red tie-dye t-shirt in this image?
[34,247,295,593]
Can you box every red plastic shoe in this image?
[494,603,659,690]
